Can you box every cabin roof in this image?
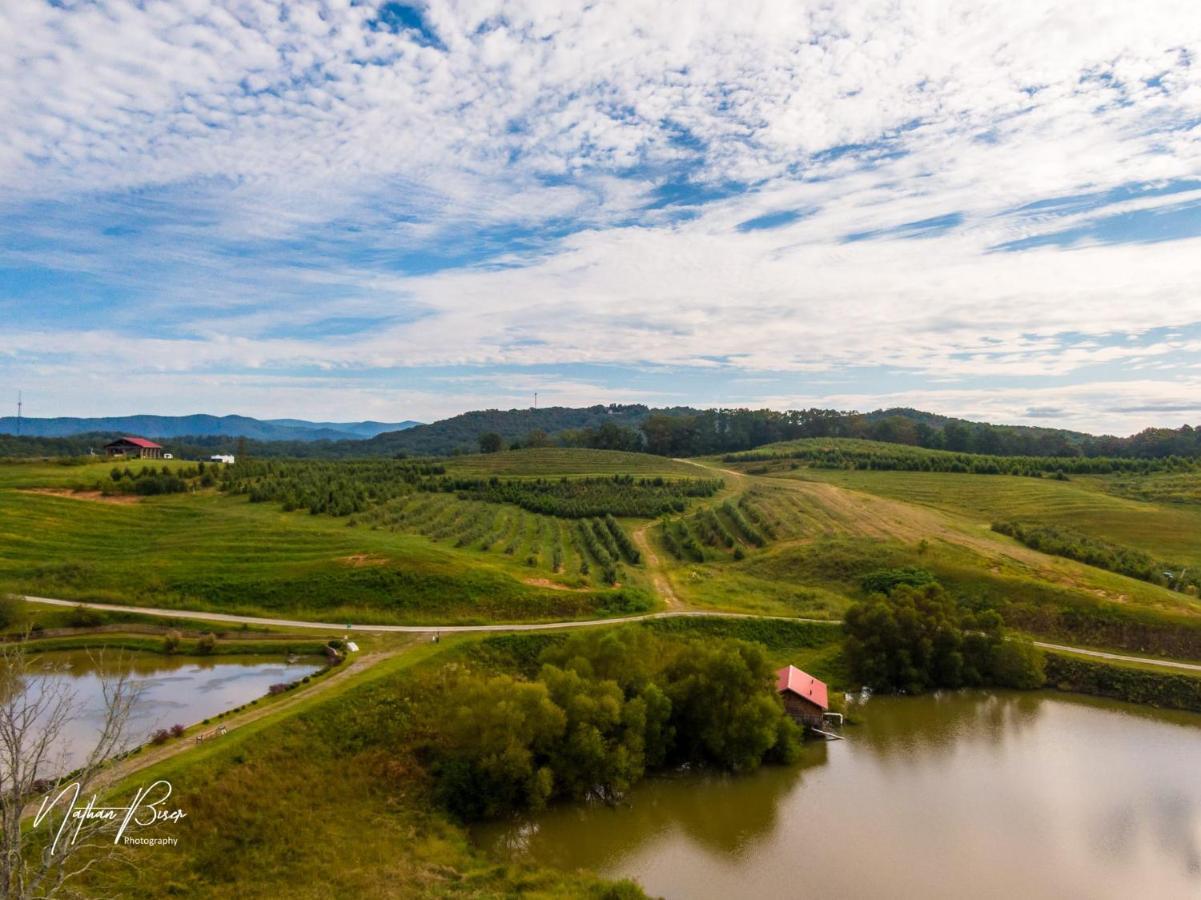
[106,436,163,449]
[776,665,828,710]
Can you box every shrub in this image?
[0,595,23,630]
[843,583,1044,693]
[1044,654,1201,713]
[67,604,103,628]
[196,632,217,654]
[162,629,182,653]
[429,629,798,821]
[150,729,171,746]
[169,723,186,738]
[860,567,936,596]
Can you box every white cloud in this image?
[2,1,1201,430]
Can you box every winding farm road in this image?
[1028,641,1201,673]
[21,595,1201,674]
[630,523,683,609]
[20,594,826,633]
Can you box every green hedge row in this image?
[1045,653,1201,713]
[644,616,842,650]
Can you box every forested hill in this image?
[1,406,1198,460]
[358,404,1199,460]
[0,414,419,442]
[359,404,689,456]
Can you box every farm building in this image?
[776,665,829,728]
[104,436,165,459]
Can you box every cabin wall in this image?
[781,692,825,727]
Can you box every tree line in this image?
[844,579,1045,693]
[424,628,801,820]
[5,406,1201,461]
[725,440,1200,476]
[991,521,1198,593]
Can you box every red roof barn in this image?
[776,665,829,728]
[104,436,164,460]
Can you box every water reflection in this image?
[11,651,321,773]
[486,745,824,872]
[479,691,1201,900]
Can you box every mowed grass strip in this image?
[442,447,706,477]
[790,468,1201,567]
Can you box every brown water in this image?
[20,651,322,772]
[477,692,1201,899]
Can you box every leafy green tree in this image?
[478,432,503,453]
[988,640,1046,689]
[663,640,798,772]
[0,596,22,631]
[539,664,646,802]
[586,422,643,452]
[844,583,1043,692]
[433,675,565,819]
[844,584,965,692]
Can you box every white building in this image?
[209,454,236,465]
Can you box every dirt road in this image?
[630,522,683,609]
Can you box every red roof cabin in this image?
[776,665,829,728]
[104,436,164,460]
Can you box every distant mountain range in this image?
[2,405,1196,461]
[0,414,420,442]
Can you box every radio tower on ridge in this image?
[16,391,22,436]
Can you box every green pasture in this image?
[785,468,1201,568]
[0,473,654,624]
[441,447,706,477]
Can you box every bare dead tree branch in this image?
[0,633,144,899]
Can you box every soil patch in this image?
[20,488,141,505]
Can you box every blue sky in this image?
[2,1,1201,434]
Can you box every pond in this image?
[477,691,1201,899]
[19,650,323,773]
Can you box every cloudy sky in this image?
[3,1,1201,433]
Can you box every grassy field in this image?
[74,635,647,899]
[441,447,707,478]
[76,618,842,898]
[7,449,1201,658]
[639,456,1201,657]
[0,462,655,624]
[780,467,1201,568]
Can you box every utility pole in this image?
[534,392,538,410]
[15,391,21,436]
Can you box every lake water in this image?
[477,692,1201,899]
[19,650,322,772]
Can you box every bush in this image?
[162,629,182,653]
[0,595,23,630]
[860,567,936,596]
[67,604,103,628]
[429,629,798,821]
[1045,654,1201,713]
[169,723,186,738]
[843,583,1044,693]
[196,632,217,654]
[150,729,171,746]
[988,640,1046,690]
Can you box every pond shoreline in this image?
[477,689,1201,900]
